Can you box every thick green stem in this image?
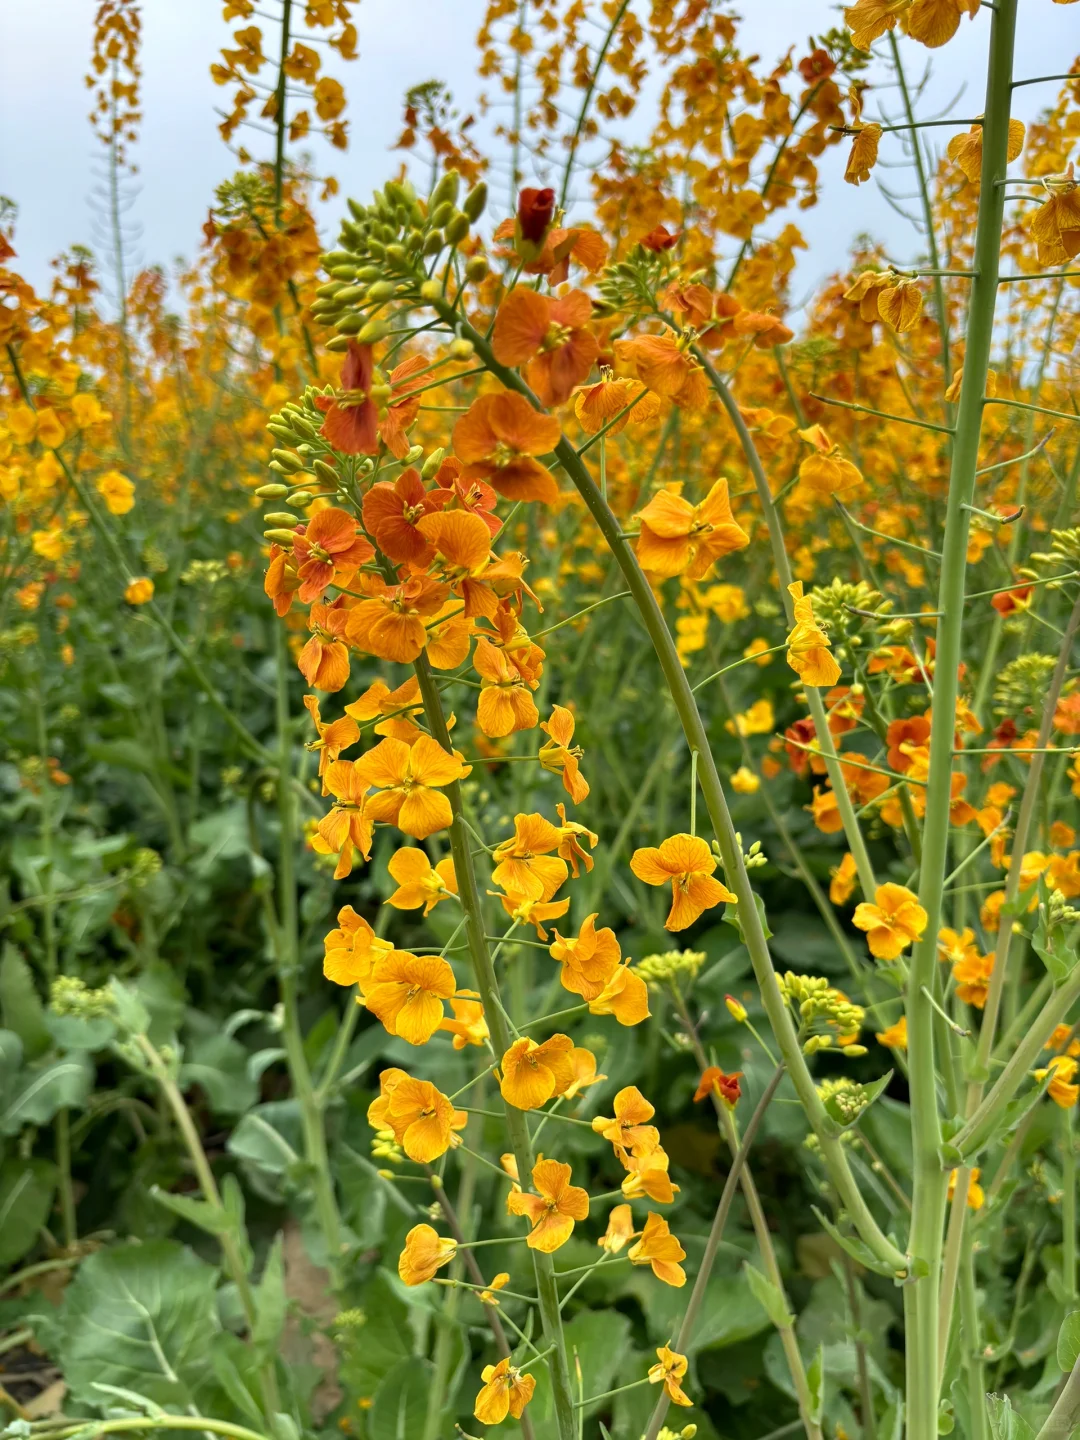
[441,304,906,1275]
[904,10,1017,1438]
[410,652,578,1440]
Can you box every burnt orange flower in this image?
[516,185,556,248]
[507,1157,589,1252]
[363,950,456,1044]
[538,705,590,803]
[829,852,859,905]
[378,354,429,459]
[492,287,599,406]
[1035,1054,1080,1108]
[574,374,658,436]
[991,584,1033,617]
[345,575,449,664]
[398,1223,456,1286]
[315,341,378,453]
[298,601,351,692]
[853,883,928,960]
[323,905,391,987]
[616,333,708,410]
[264,543,301,615]
[453,391,562,504]
[353,734,466,838]
[628,1212,686,1287]
[953,947,994,1008]
[640,224,680,251]
[473,1357,536,1425]
[887,714,931,773]
[499,1033,576,1109]
[418,510,497,618]
[475,636,539,737]
[492,812,569,901]
[292,507,374,603]
[315,760,374,878]
[649,1345,693,1407]
[732,308,794,348]
[433,456,501,536]
[549,913,621,1000]
[303,694,360,792]
[385,847,457,915]
[555,803,597,876]
[361,467,443,566]
[694,1067,742,1107]
[636,480,749,581]
[630,833,737,931]
[1029,165,1080,266]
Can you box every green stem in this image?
[410,651,578,1440]
[557,0,630,211]
[55,1108,76,1251]
[1064,1105,1077,1302]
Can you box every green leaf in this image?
[0,1158,57,1266]
[45,1013,117,1051]
[179,1032,258,1117]
[986,1394,1036,1440]
[1057,1311,1080,1372]
[338,1271,415,1397]
[823,1070,893,1131]
[149,1186,231,1236]
[90,1383,167,1418]
[0,1028,24,1096]
[56,1239,224,1413]
[252,1234,286,1355]
[0,946,50,1059]
[1032,894,1078,986]
[1,1053,93,1134]
[367,1357,434,1440]
[527,1309,633,1427]
[807,1344,825,1426]
[227,1102,302,1176]
[109,979,150,1037]
[211,1335,268,1428]
[743,1261,794,1330]
[811,1207,903,1279]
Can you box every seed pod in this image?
[444,211,470,245]
[421,447,445,479]
[270,449,304,472]
[285,489,314,507]
[366,280,396,302]
[422,231,444,256]
[465,255,489,283]
[462,181,488,222]
[255,483,290,498]
[264,512,298,526]
[430,200,454,231]
[333,284,366,304]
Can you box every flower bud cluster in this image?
[635,949,707,987]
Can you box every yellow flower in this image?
[829,853,858,905]
[875,1015,908,1050]
[95,469,136,516]
[398,1224,456,1286]
[648,1344,693,1408]
[852,883,927,960]
[1034,1054,1080,1109]
[473,1357,536,1425]
[124,577,155,605]
[785,582,841,689]
[730,766,760,795]
[948,1167,985,1211]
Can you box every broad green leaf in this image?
[823,1070,893,1131]
[0,946,50,1059]
[1057,1311,1080,1372]
[56,1240,224,1413]
[149,1185,230,1236]
[179,1032,257,1117]
[338,1271,414,1396]
[811,1207,903,1280]
[986,1394,1036,1440]
[0,1158,57,1266]
[1,1053,93,1134]
[227,1102,302,1176]
[368,1357,434,1440]
[211,1335,267,1428]
[45,1013,117,1051]
[744,1261,794,1329]
[0,1028,24,1095]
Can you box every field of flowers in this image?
[2,3,1080,1440]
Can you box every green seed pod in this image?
[358,318,390,345]
[462,181,488,222]
[404,443,424,465]
[325,333,353,353]
[263,528,298,545]
[366,239,386,259]
[335,312,366,334]
[355,264,380,281]
[421,447,445,480]
[429,200,454,231]
[464,255,489,283]
[270,449,304,472]
[255,483,290,498]
[264,512,298,527]
[328,264,358,280]
[347,197,366,222]
[313,459,339,484]
[430,169,460,211]
[366,280,396,302]
[285,489,314,507]
[444,211,470,245]
[422,231,444,256]
[315,281,345,298]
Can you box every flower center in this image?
[540,321,572,353]
[491,440,519,469]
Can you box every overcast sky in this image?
[2,1,1077,312]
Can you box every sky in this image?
[2,1,1078,312]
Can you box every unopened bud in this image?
[255,483,289,498]
[358,318,391,345]
[421,447,446,480]
[325,334,353,353]
[420,279,443,302]
[264,528,298,545]
[312,459,339,484]
[462,181,488,222]
[286,490,314,507]
[725,994,748,1023]
[335,312,366,334]
[430,170,461,211]
[270,449,304,472]
[465,255,489,283]
[444,211,470,245]
[843,1044,868,1057]
[264,512,298,527]
[405,444,425,465]
[448,337,475,360]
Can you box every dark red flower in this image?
[640,225,680,253]
[517,187,556,244]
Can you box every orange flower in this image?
[693,1067,742,1107]
[314,341,378,454]
[453,391,562,505]
[473,1357,537,1425]
[499,1033,576,1109]
[574,374,656,435]
[616,334,708,409]
[362,951,457,1044]
[588,962,651,1026]
[385,847,457,914]
[398,1223,456,1286]
[492,812,569,902]
[315,760,374,878]
[593,1086,660,1159]
[370,1071,459,1162]
[621,1145,680,1203]
[1029,165,1080,266]
[599,1204,636,1253]
[494,889,572,940]
[361,467,443,566]
[378,354,431,459]
[353,734,466,839]
[345,675,424,741]
[549,913,621,1000]
[298,601,351,692]
[947,1166,986,1211]
[345,575,448,664]
[507,1157,589,1252]
[417,510,497,619]
[555,803,597,876]
[990,584,1033,618]
[303,695,360,793]
[953,947,994,1008]
[732,308,794,349]
[786,582,842,689]
[432,456,501,537]
[515,185,557,248]
[563,1046,607,1099]
[648,1344,693,1407]
[492,287,599,406]
[797,425,862,497]
[829,852,858,905]
[886,714,931,773]
[636,480,749,581]
[439,990,489,1050]
[1035,1054,1080,1108]
[264,544,301,616]
[628,1212,686,1287]
[875,1015,908,1049]
[292,507,374,603]
[538,705,590,803]
[853,883,928,960]
[322,905,391,987]
[474,636,539,737]
[630,833,736,931]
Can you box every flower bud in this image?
[358,319,391,345]
[429,200,455,231]
[430,169,461,210]
[725,994,748,1023]
[334,312,366,334]
[264,512,298,527]
[448,337,475,360]
[421,447,446,480]
[422,231,445,256]
[263,528,298,545]
[419,279,443,302]
[515,186,556,258]
[255,483,289,498]
[324,334,353,353]
[842,1044,868,1057]
[270,448,304,472]
[286,490,314,507]
[385,242,409,267]
[405,444,425,465]
[465,255,489,283]
[313,459,339,484]
[463,180,488,222]
[444,211,471,245]
[333,284,366,304]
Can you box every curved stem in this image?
[557,0,631,212]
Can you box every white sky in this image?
[1,1,1078,310]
